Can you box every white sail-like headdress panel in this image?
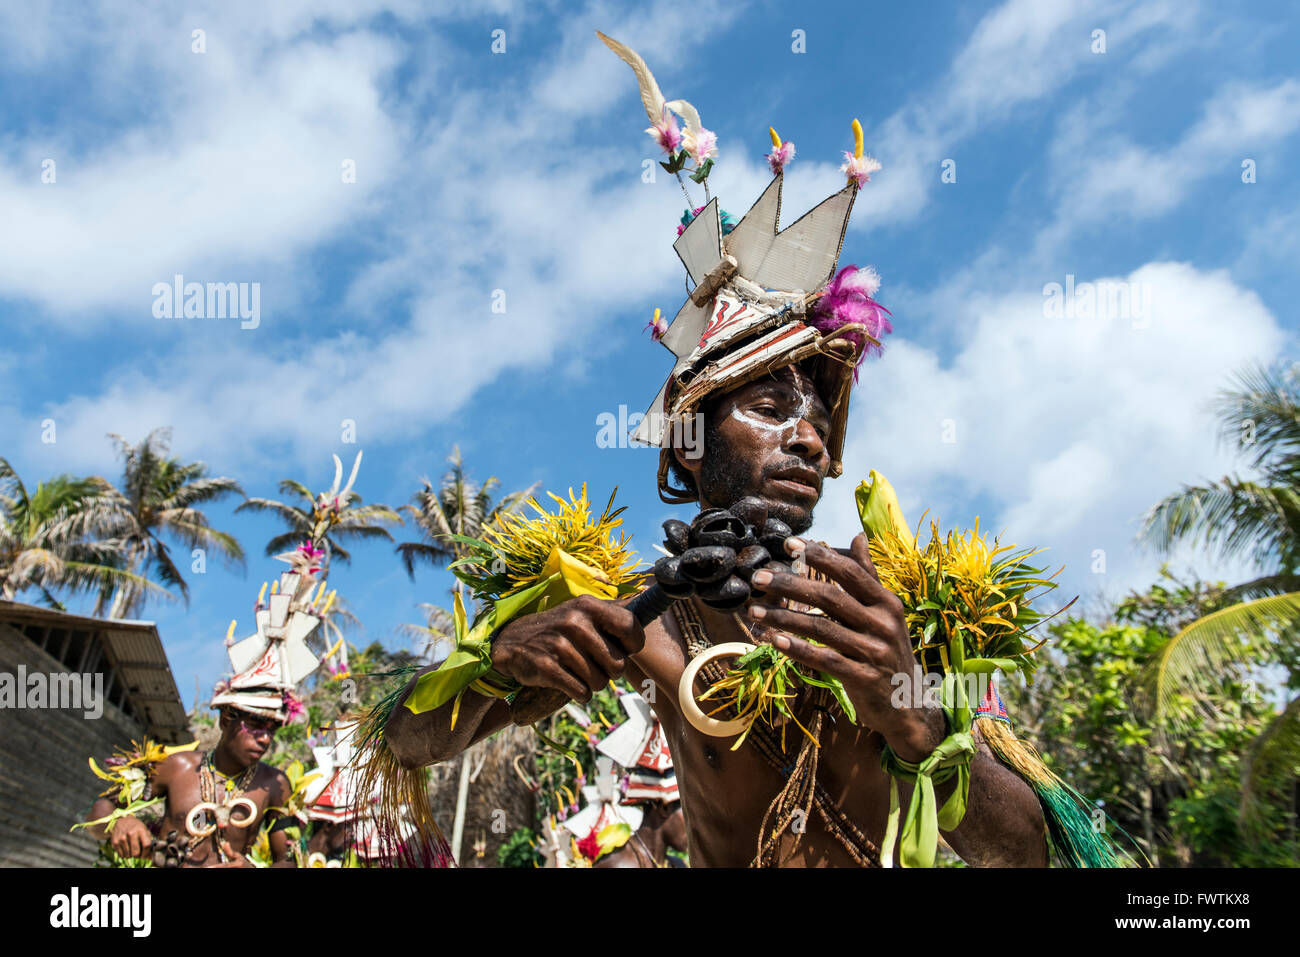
[600,31,885,501]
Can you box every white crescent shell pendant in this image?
[677,641,757,737]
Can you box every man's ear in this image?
[672,436,704,485]
[672,403,710,479]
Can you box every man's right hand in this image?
[490,594,645,704]
[109,815,152,859]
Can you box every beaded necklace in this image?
[674,595,880,867]
[200,750,259,804]
[188,751,260,860]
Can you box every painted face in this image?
[692,365,831,534]
[224,710,278,763]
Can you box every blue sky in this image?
[2,0,1298,709]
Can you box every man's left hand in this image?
[746,532,943,762]
[211,839,251,868]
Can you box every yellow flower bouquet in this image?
[403,485,644,724]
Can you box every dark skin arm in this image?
[385,594,646,769]
[87,796,152,859]
[749,533,1048,867]
[85,752,183,860]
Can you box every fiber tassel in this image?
[977,717,1131,867]
[350,668,454,868]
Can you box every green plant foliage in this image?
[497,827,542,868]
[1003,575,1290,866]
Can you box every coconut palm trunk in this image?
[451,747,475,863]
[448,574,474,863]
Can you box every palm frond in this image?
[1220,573,1300,604]
[1148,592,1300,723]
[236,497,311,525]
[395,541,454,579]
[263,531,315,558]
[155,513,246,563]
[328,524,397,544]
[1138,478,1300,566]
[1213,363,1300,473]
[157,475,244,511]
[1240,693,1300,832]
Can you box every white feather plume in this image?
[598,31,703,133]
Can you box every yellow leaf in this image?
[453,589,468,643]
[534,546,618,610]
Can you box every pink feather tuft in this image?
[810,265,893,381]
[766,140,795,175]
[283,690,306,724]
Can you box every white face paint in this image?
[728,388,815,444]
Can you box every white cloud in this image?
[813,261,1286,603]
[4,0,751,472]
[1045,78,1300,229]
[851,0,1203,232]
[0,22,406,317]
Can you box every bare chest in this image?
[163,763,275,865]
[630,606,890,866]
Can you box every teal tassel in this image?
[1033,779,1133,868]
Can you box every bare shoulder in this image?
[260,763,292,802]
[640,607,687,661]
[644,609,677,645]
[157,749,202,780]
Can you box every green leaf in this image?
[405,646,492,714]
[689,158,715,183]
[962,657,1020,674]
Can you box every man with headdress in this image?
[381,33,1049,867]
[552,690,687,868]
[302,713,365,866]
[83,489,357,868]
[591,693,687,868]
[85,673,298,867]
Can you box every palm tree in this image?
[393,447,538,863]
[397,602,457,664]
[1138,361,1300,835]
[98,428,246,619]
[238,451,401,690]
[0,458,163,609]
[235,451,403,570]
[395,446,539,588]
